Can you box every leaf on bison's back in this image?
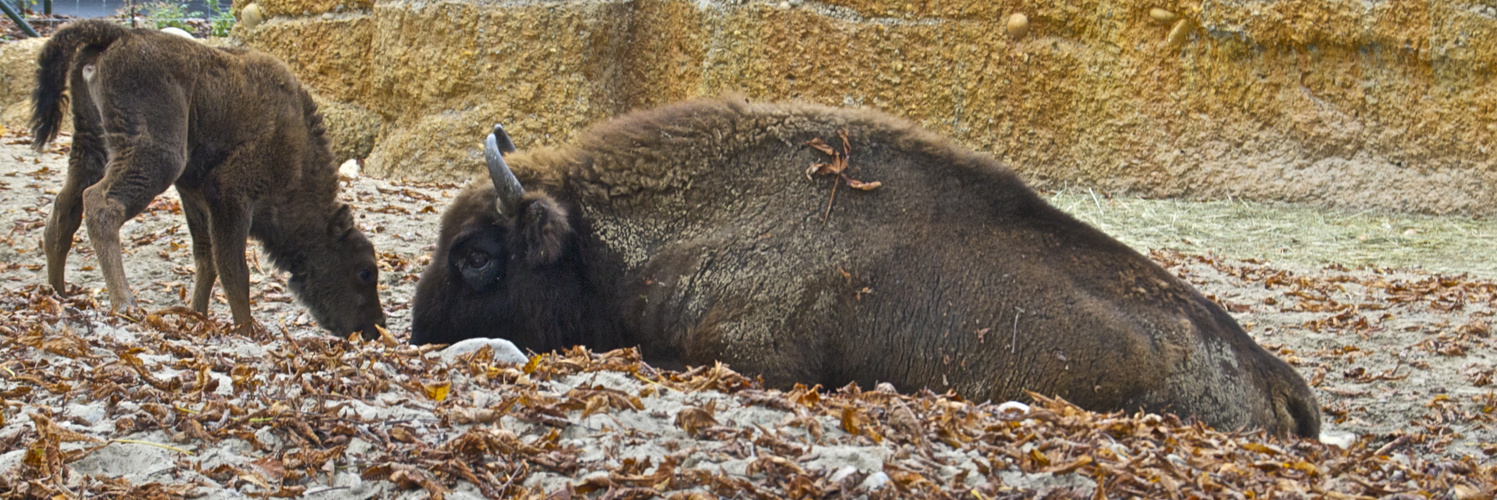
[845,179,881,191]
[804,138,837,156]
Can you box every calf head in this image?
[290,204,387,339]
[411,125,591,349]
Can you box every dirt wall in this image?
[3,0,1492,214]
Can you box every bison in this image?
[31,20,386,337]
[411,96,1320,437]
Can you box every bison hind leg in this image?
[513,192,572,267]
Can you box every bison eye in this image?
[358,269,375,284]
[457,250,503,291]
[464,252,491,270]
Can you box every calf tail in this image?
[31,20,130,151]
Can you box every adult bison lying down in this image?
[412,97,1320,437]
[31,20,385,337]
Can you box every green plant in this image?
[204,0,235,37]
[136,1,196,31]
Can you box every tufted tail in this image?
[31,20,129,151]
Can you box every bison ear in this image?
[512,192,571,267]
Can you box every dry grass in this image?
[1046,187,1497,278]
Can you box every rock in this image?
[1165,18,1193,48]
[0,39,50,131]
[257,0,370,17]
[996,401,1031,420]
[1005,13,1029,38]
[220,0,1497,214]
[238,3,266,31]
[337,159,360,179]
[311,95,381,164]
[436,338,530,365]
[160,27,194,39]
[1320,430,1358,449]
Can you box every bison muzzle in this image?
[411,97,1320,438]
[31,20,386,337]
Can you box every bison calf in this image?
[31,20,385,337]
[412,97,1320,437]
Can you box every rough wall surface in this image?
[0,38,49,132]
[2,1,1491,213]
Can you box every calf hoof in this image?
[109,304,145,322]
[232,320,269,339]
[47,277,70,297]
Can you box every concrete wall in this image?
[6,1,1494,213]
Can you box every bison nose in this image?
[356,322,384,341]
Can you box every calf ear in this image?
[327,204,356,239]
[513,192,571,267]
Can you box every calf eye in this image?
[358,269,375,284]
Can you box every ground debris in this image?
[1,132,1494,498]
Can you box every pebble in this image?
[1006,13,1029,39]
[859,471,890,491]
[239,3,266,31]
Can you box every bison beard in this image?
[31,20,386,338]
[411,97,1321,438]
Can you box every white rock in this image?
[438,338,529,365]
[1320,431,1357,449]
[858,471,889,491]
[338,159,361,179]
[66,402,108,425]
[828,465,860,484]
[239,3,266,30]
[996,400,1030,420]
[160,27,193,39]
[93,322,136,344]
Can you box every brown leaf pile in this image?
[2,130,1494,499]
[1,281,1495,499]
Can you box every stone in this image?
[5,0,1491,214]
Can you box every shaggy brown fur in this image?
[32,20,385,337]
[412,96,1320,438]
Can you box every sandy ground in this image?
[0,132,1493,498]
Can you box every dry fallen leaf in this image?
[423,380,452,402]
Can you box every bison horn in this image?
[485,123,525,217]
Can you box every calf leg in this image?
[43,59,109,295]
[82,76,189,314]
[207,198,256,330]
[82,150,182,313]
[44,130,106,294]
[179,187,217,314]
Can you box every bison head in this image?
[410,125,603,350]
[289,203,387,339]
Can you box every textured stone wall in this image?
[3,1,1492,213]
[0,38,47,132]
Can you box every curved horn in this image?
[485,123,525,217]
